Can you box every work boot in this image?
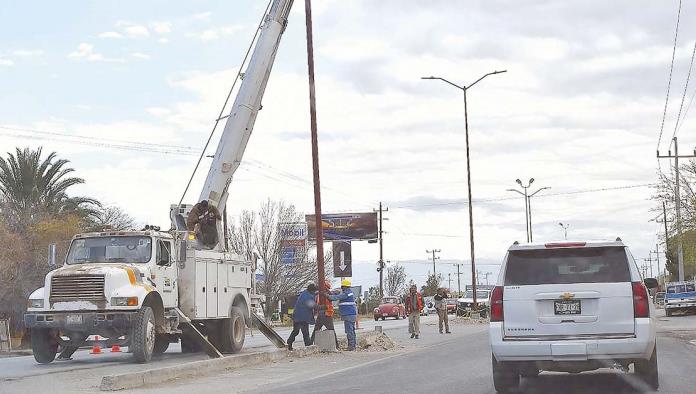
[410,333,415,339]
[287,343,293,351]
[439,330,443,334]
[415,335,419,339]
[446,331,451,334]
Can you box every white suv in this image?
[489,240,659,392]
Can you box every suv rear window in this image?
[504,246,630,285]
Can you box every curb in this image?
[99,346,318,391]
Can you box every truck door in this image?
[154,239,178,308]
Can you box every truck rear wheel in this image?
[31,328,58,364]
[220,306,245,353]
[130,306,155,363]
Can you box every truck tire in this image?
[220,306,245,353]
[31,328,58,364]
[492,353,519,393]
[153,334,170,354]
[130,306,155,363]
[181,335,202,353]
[666,309,672,317]
[634,343,659,389]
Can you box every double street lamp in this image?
[506,178,550,243]
[421,69,507,310]
[559,222,570,240]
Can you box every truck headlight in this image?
[111,297,138,306]
[29,299,44,308]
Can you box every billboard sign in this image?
[332,241,352,277]
[306,212,378,241]
[281,223,307,265]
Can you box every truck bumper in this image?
[24,311,135,332]
[665,302,696,309]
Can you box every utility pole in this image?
[657,136,695,281]
[643,256,653,278]
[375,202,388,297]
[453,263,462,295]
[304,0,326,301]
[484,272,492,285]
[426,249,441,276]
[448,273,452,290]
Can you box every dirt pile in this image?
[337,331,398,352]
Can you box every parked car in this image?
[422,296,436,316]
[373,296,406,321]
[664,281,696,316]
[457,289,491,317]
[490,240,659,392]
[446,298,457,314]
[655,291,666,307]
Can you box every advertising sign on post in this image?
[306,212,378,241]
[280,223,307,265]
[332,241,352,277]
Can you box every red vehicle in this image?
[373,296,406,320]
[446,298,457,314]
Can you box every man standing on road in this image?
[434,288,451,334]
[287,283,318,351]
[405,285,424,339]
[325,279,357,351]
[311,281,338,348]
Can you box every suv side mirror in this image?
[644,278,658,289]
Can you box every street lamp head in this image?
[516,179,522,186]
[529,178,535,185]
[559,222,563,226]
[421,76,436,80]
[493,70,508,74]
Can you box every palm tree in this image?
[0,147,99,230]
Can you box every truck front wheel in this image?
[31,328,58,364]
[130,307,155,363]
[220,306,245,353]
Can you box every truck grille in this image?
[50,275,106,303]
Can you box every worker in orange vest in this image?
[311,280,338,348]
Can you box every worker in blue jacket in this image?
[287,283,318,351]
[325,279,357,351]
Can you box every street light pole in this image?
[422,70,507,311]
[559,222,570,240]
[507,179,549,243]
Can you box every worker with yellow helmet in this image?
[324,278,357,351]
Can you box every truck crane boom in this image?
[199,0,294,216]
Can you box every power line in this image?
[671,40,696,142]
[657,0,683,151]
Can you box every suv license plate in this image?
[66,315,83,325]
[554,300,581,315]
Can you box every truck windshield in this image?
[66,236,152,264]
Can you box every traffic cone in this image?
[90,344,102,354]
[110,345,121,353]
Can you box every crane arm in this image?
[199,0,294,214]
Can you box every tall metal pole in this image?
[523,186,530,242]
[655,244,661,284]
[304,0,325,299]
[456,264,461,295]
[378,201,384,297]
[527,193,534,242]
[662,201,670,282]
[673,137,685,281]
[463,88,478,309]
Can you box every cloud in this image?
[11,49,43,57]
[0,58,14,66]
[130,52,151,60]
[98,31,123,39]
[116,21,150,38]
[188,24,246,42]
[193,11,212,20]
[151,21,172,34]
[67,43,124,62]
[158,38,169,44]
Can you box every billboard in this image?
[280,223,307,265]
[332,241,352,277]
[306,212,378,241]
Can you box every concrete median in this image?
[100,346,318,391]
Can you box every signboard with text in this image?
[306,212,378,241]
[280,223,307,265]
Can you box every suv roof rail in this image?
[513,241,519,245]
[616,237,622,241]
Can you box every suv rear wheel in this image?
[492,353,520,392]
[634,343,659,389]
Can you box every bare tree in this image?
[421,273,443,297]
[385,263,406,296]
[88,205,136,231]
[229,199,332,318]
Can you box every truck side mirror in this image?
[178,239,187,263]
[644,278,658,289]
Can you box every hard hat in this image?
[341,279,352,287]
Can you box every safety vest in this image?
[337,290,357,317]
[316,294,334,317]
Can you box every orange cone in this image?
[110,345,121,353]
[90,345,102,354]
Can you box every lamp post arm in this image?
[529,186,551,197]
[467,70,507,90]
[506,189,525,197]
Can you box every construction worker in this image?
[325,279,357,351]
[287,283,318,351]
[186,200,221,248]
[405,285,424,339]
[311,280,338,348]
[434,288,451,334]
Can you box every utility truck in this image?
[24,0,294,364]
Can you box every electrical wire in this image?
[656,0,683,151]
[670,40,696,143]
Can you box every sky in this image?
[1,0,695,292]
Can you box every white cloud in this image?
[198,29,218,41]
[116,21,150,38]
[98,31,123,39]
[131,52,151,60]
[151,21,172,34]
[0,58,14,66]
[11,49,44,57]
[158,38,169,44]
[188,25,245,42]
[193,11,212,20]
[146,107,172,117]
[67,43,124,63]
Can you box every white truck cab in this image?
[489,239,660,392]
[25,228,253,363]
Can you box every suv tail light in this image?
[632,281,649,318]
[490,286,504,322]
